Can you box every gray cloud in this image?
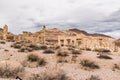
[89,9,120,38]
[0,0,120,38]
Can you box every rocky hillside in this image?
[69,28,112,38]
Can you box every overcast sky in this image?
[0,0,120,38]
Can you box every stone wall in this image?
[58,34,116,52]
[0,24,119,52]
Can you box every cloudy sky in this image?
[0,0,120,38]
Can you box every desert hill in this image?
[69,28,112,38]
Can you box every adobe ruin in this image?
[0,24,119,52]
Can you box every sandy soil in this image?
[0,41,120,80]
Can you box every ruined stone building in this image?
[0,25,119,52]
[0,25,15,40]
[58,34,116,51]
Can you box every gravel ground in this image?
[0,41,120,80]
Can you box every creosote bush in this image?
[43,49,54,54]
[12,44,21,49]
[72,50,81,55]
[57,49,69,57]
[4,49,9,52]
[28,44,41,50]
[85,48,91,51]
[27,53,40,62]
[80,59,100,69]
[86,75,101,80]
[40,45,48,50]
[113,64,120,71]
[23,53,46,67]
[94,48,110,52]
[37,58,46,66]
[68,47,74,51]
[0,41,6,44]
[55,46,60,49]
[56,49,70,63]
[97,54,112,59]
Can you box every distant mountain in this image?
[69,28,89,36]
[114,38,120,47]
[69,28,112,38]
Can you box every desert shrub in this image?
[97,54,112,59]
[86,75,101,80]
[18,47,33,52]
[80,60,100,69]
[26,47,33,52]
[29,44,41,50]
[18,48,26,52]
[23,53,46,67]
[43,49,54,54]
[94,48,110,52]
[71,50,81,63]
[57,59,68,63]
[57,49,69,57]
[40,45,48,50]
[86,48,91,51]
[0,41,6,44]
[15,45,21,49]
[55,46,60,49]
[72,50,81,55]
[12,44,21,49]
[7,40,15,42]
[102,49,111,52]
[37,58,46,66]
[4,49,9,52]
[71,55,78,63]
[29,68,70,80]
[27,53,39,62]
[15,42,21,44]
[57,49,69,63]
[0,60,24,78]
[68,47,74,51]
[57,52,69,57]
[113,64,120,71]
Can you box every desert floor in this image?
[0,41,120,80]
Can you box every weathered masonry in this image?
[0,24,120,52]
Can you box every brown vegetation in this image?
[80,60,100,70]
[97,54,112,59]
[28,68,71,80]
[94,48,111,52]
[86,75,101,80]
[43,49,55,54]
[0,60,24,78]
[22,53,46,67]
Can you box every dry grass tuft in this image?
[56,49,70,63]
[86,75,101,80]
[0,41,6,44]
[72,49,81,55]
[80,59,100,70]
[94,48,110,52]
[0,60,24,78]
[40,45,48,50]
[29,68,71,80]
[27,53,40,62]
[43,49,54,54]
[22,53,46,67]
[113,64,120,71]
[97,54,112,59]
[57,49,70,57]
